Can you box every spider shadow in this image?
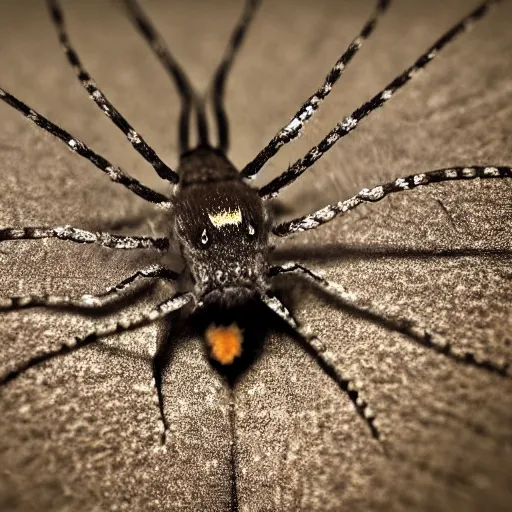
[272,242,512,264]
[94,299,278,391]
[275,272,510,379]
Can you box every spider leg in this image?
[261,292,380,440]
[123,0,208,153]
[0,292,192,386]
[0,225,169,251]
[0,87,171,208]
[272,165,512,236]
[241,0,390,179]
[47,0,178,184]
[258,0,501,199]
[268,263,510,377]
[209,0,262,153]
[0,265,179,311]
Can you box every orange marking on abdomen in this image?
[205,323,243,365]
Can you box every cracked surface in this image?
[0,0,511,511]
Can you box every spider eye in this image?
[248,224,255,236]
[200,229,209,245]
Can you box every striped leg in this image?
[268,263,510,377]
[210,0,262,153]
[272,165,512,236]
[0,293,192,386]
[258,0,501,198]
[0,265,179,311]
[47,0,178,184]
[0,225,169,250]
[241,0,390,179]
[123,0,207,153]
[261,292,380,440]
[0,87,171,208]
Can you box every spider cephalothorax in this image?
[175,146,270,306]
[0,0,510,458]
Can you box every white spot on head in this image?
[68,139,77,149]
[208,208,242,228]
[201,229,208,245]
[248,224,255,236]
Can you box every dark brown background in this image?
[0,0,511,511]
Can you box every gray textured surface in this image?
[0,0,511,511]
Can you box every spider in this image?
[0,0,510,456]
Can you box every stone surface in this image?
[0,0,511,511]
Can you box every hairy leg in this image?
[258,0,501,199]
[261,292,381,439]
[0,225,169,250]
[0,265,179,311]
[269,263,509,377]
[210,0,262,153]
[242,0,391,179]
[0,293,192,386]
[47,0,178,184]
[272,166,512,236]
[0,87,171,207]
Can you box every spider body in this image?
[0,0,510,460]
[175,146,270,308]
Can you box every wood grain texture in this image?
[0,0,511,511]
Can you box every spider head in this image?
[175,160,270,306]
